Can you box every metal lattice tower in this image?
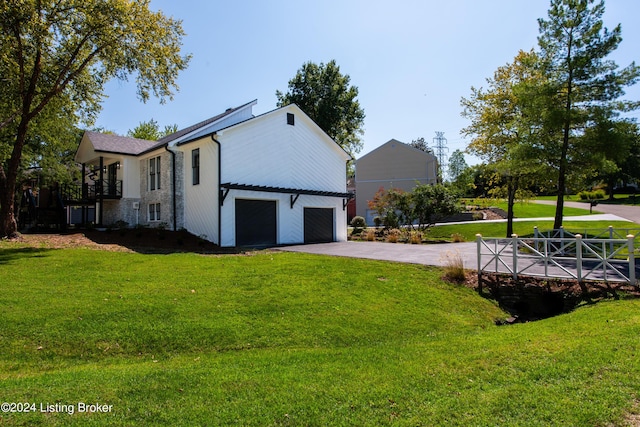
[432,131,448,181]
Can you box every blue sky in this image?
[96,0,640,166]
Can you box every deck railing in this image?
[61,180,122,202]
[476,232,637,284]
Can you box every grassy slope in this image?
[0,247,639,426]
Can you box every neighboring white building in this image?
[72,100,352,247]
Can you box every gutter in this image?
[211,133,222,246]
[164,145,177,231]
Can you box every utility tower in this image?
[432,131,448,182]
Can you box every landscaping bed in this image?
[4,228,239,254]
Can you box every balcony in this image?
[62,180,123,204]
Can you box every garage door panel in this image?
[304,208,334,244]
[235,199,277,247]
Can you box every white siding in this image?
[122,157,140,198]
[183,139,219,244]
[220,106,348,192]
[180,105,349,247]
[220,190,347,247]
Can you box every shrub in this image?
[577,189,606,200]
[409,231,422,244]
[472,212,484,221]
[114,220,128,229]
[363,229,377,241]
[440,250,466,283]
[373,216,382,228]
[450,233,465,243]
[383,210,400,230]
[385,228,400,243]
[350,216,366,229]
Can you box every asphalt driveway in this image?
[277,208,640,269]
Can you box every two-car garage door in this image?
[235,199,334,246]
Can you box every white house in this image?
[71,100,352,247]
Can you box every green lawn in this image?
[428,220,640,242]
[536,194,640,206]
[489,200,593,218]
[0,245,639,425]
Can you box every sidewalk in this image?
[437,213,629,226]
[534,199,640,223]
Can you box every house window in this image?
[149,156,161,190]
[192,148,200,185]
[287,113,295,126]
[149,203,161,221]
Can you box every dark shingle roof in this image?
[82,100,257,157]
[157,99,257,145]
[86,131,158,155]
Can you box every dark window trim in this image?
[192,148,200,185]
[149,156,161,191]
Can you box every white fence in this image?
[476,231,637,284]
[534,225,640,240]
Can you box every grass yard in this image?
[0,244,639,426]
[428,220,639,242]
[487,200,593,218]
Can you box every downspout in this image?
[165,146,177,231]
[98,156,104,226]
[211,133,222,246]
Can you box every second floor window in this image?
[192,149,200,185]
[149,156,161,190]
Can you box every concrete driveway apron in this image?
[277,241,478,268]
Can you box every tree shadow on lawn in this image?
[82,228,244,255]
[0,247,52,265]
[7,229,245,255]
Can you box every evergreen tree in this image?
[537,0,640,228]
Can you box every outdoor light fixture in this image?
[116,161,121,170]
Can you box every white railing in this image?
[534,225,640,239]
[476,233,637,284]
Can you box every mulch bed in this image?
[6,228,242,254]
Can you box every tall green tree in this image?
[448,149,474,195]
[537,0,640,229]
[582,116,640,198]
[410,137,434,154]
[411,183,461,230]
[128,119,178,141]
[276,60,365,158]
[448,149,469,183]
[462,50,548,236]
[0,0,190,238]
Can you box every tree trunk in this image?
[0,121,29,238]
[607,176,616,200]
[554,30,574,231]
[0,173,19,239]
[506,177,516,238]
[554,154,567,230]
